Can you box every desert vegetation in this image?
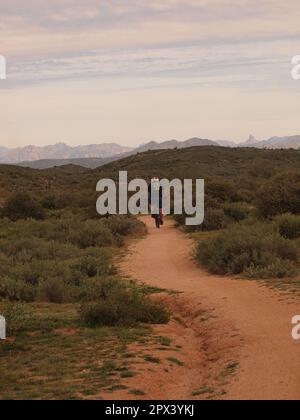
[140,148,300,282]
[0,164,170,399]
[194,222,298,279]
[96,145,300,281]
[191,173,300,280]
[1,146,300,398]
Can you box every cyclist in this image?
[148,177,164,228]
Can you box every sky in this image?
[1,0,300,148]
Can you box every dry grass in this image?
[0,303,154,400]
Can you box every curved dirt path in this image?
[119,217,300,400]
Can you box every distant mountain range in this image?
[0,143,132,164]
[1,135,300,169]
[133,138,217,153]
[238,135,300,149]
[16,138,219,169]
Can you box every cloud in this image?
[1,0,300,58]
[5,39,296,90]
[1,0,299,94]
[1,0,300,147]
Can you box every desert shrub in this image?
[0,253,13,276]
[14,262,43,286]
[104,216,146,237]
[79,286,170,327]
[248,160,275,179]
[204,194,223,210]
[12,260,71,286]
[271,235,298,261]
[74,256,99,278]
[38,278,69,303]
[114,233,125,247]
[174,208,228,232]
[195,222,298,278]
[1,192,45,221]
[0,237,60,262]
[40,194,60,210]
[244,259,297,279]
[78,277,125,302]
[275,213,300,240]
[48,242,80,260]
[72,252,114,278]
[71,191,98,209]
[202,208,229,231]
[223,202,253,222]
[173,213,186,227]
[0,301,33,335]
[257,172,300,218]
[45,217,78,243]
[0,277,36,302]
[70,220,113,248]
[40,193,72,210]
[206,180,240,202]
[80,299,169,327]
[10,219,55,240]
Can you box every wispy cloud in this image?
[2,0,300,56]
[1,0,299,88]
[5,39,297,92]
[1,1,300,146]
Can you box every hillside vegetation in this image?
[2,145,300,281]
[0,161,169,399]
[1,146,300,398]
[96,146,300,282]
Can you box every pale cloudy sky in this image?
[1,0,300,147]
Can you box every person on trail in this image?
[148,177,164,228]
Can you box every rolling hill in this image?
[16,138,220,169]
[17,157,115,170]
[2,135,300,170]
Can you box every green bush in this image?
[72,252,114,278]
[79,280,170,327]
[275,213,300,239]
[173,213,186,227]
[38,277,69,304]
[195,222,298,278]
[1,192,45,221]
[104,216,141,236]
[12,260,71,286]
[223,202,253,222]
[174,208,228,232]
[202,208,229,231]
[70,220,114,248]
[0,253,14,276]
[40,193,72,210]
[257,172,300,218]
[0,202,167,332]
[244,259,297,279]
[206,180,240,202]
[80,295,169,327]
[77,276,127,302]
[0,237,59,262]
[74,256,99,278]
[0,277,36,302]
[40,194,60,210]
[0,301,33,335]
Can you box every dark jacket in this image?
[148,184,163,209]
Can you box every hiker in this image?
[148,177,164,228]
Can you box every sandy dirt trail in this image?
[120,217,300,400]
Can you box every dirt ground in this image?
[111,217,300,400]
